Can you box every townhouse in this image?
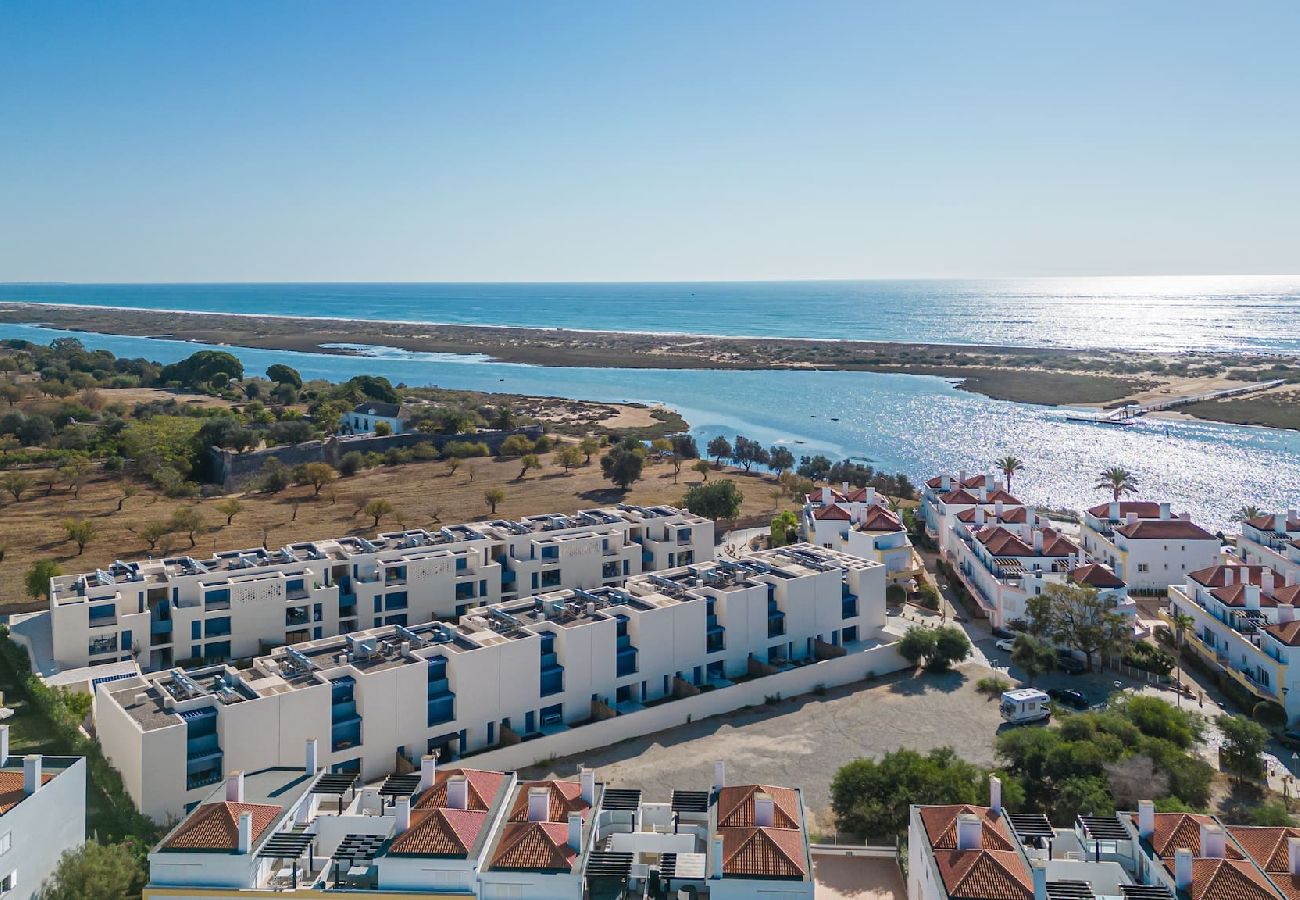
[49,504,713,673]
[0,731,85,900]
[802,484,921,580]
[141,754,812,899]
[1238,512,1300,584]
[1080,501,1221,592]
[910,789,1298,900]
[1164,562,1300,723]
[919,470,1026,557]
[95,545,887,822]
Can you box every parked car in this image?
[995,638,1017,652]
[1048,688,1089,710]
[991,626,1020,639]
[1056,653,1086,675]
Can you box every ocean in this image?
[3,276,1300,353]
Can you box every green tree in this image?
[1232,505,1264,524]
[0,471,33,501]
[706,435,731,466]
[446,456,462,478]
[557,445,584,472]
[1038,582,1128,670]
[692,459,711,481]
[484,487,505,515]
[25,559,62,601]
[1218,714,1269,784]
[259,458,292,493]
[730,435,769,472]
[58,455,92,498]
[138,520,172,551]
[498,434,534,457]
[159,349,244,390]
[681,480,744,520]
[169,506,203,548]
[1011,633,1057,684]
[35,838,147,900]
[265,363,303,389]
[770,510,799,547]
[601,442,646,491]
[363,498,395,528]
[62,518,96,554]
[996,456,1024,495]
[517,453,541,480]
[373,420,392,436]
[1095,465,1138,502]
[215,498,242,526]
[930,625,973,671]
[899,627,937,667]
[338,451,365,477]
[579,437,600,463]
[116,481,138,511]
[300,462,338,496]
[1248,799,1294,826]
[492,406,517,430]
[768,446,796,476]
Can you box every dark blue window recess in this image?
[331,676,362,752]
[615,615,638,677]
[706,599,724,654]
[427,657,455,727]
[841,585,858,620]
[767,597,786,639]
[539,632,564,696]
[181,707,223,790]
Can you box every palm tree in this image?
[1171,610,1194,650]
[1095,466,1138,502]
[1232,505,1264,525]
[996,456,1023,495]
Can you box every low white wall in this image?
[459,640,906,772]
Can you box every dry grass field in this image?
[0,451,791,612]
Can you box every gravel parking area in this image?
[521,662,1009,832]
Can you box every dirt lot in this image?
[520,663,1008,836]
[0,452,789,611]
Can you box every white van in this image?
[1000,688,1051,725]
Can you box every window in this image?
[1137,563,1149,572]
[484,885,525,899]
[0,830,10,855]
[0,871,13,893]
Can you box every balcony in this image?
[706,617,725,654]
[285,608,310,627]
[150,618,173,635]
[842,593,859,620]
[616,644,638,678]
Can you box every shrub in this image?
[885,583,906,606]
[977,676,1012,698]
[916,582,942,610]
[338,451,365,477]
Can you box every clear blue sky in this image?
[1,1,1297,282]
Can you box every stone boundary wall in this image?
[208,425,544,489]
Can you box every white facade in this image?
[0,741,85,900]
[1080,501,1221,591]
[919,470,1025,558]
[1237,511,1300,584]
[97,544,887,823]
[801,484,919,579]
[49,505,713,673]
[343,402,409,435]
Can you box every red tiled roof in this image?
[1088,500,1164,518]
[1184,858,1283,900]
[919,805,1015,851]
[1263,620,1300,647]
[1277,585,1300,606]
[958,507,1028,524]
[933,849,1033,900]
[940,489,981,505]
[0,771,53,815]
[1247,515,1300,533]
[491,821,577,871]
[717,785,801,830]
[721,826,807,878]
[413,768,507,812]
[1071,563,1125,589]
[1039,528,1080,557]
[390,807,489,857]
[975,527,1077,559]
[985,489,1022,505]
[842,486,878,503]
[857,506,904,533]
[1227,826,1300,873]
[161,801,282,851]
[1191,565,1270,589]
[506,780,589,824]
[1117,519,1217,541]
[927,474,990,490]
[1213,584,1279,608]
[812,504,852,522]
[1134,812,1243,860]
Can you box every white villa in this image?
[0,735,85,900]
[1237,511,1300,584]
[1080,501,1221,591]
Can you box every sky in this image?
[1,1,1297,282]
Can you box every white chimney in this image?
[955,813,983,851]
[959,469,967,486]
[841,481,850,498]
[528,786,550,822]
[1245,584,1262,610]
[580,767,596,807]
[995,501,1004,519]
[1033,531,1044,553]
[305,738,318,774]
[226,771,245,803]
[568,811,583,851]
[447,774,469,810]
[713,760,726,791]
[866,487,876,506]
[1224,567,1235,585]
[941,474,951,491]
[1175,848,1194,890]
[419,753,438,792]
[0,724,8,767]
[1032,863,1048,900]
[989,775,1002,815]
[1126,512,1139,526]
[1280,604,1295,624]
[237,811,253,853]
[22,755,41,795]
[1138,800,1155,839]
[975,507,986,526]
[711,834,724,879]
[1109,501,1120,521]
[1288,836,1300,876]
[395,796,411,834]
[754,792,775,828]
[1279,513,1289,534]
[1200,823,1226,859]
[1160,502,1171,521]
[979,485,988,502]
[821,487,832,505]
[1263,569,1276,595]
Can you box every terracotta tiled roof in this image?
[1227,826,1300,873]
[1038,528,1080,557]
[1134,812,1243,860]
[1117,519,1216,541]
[1276,585,1300,605]
[1268,873,1300,900]
[985,489,1022,505]
[1246,515,1300,533]
[490,821,576,871]
[1088,500,1164,518]
[1213,585,1279,608]
[412,768,507,812]
[1184,858,1283,900]
[506,780,589,824]
[812,504,852,522]
[940,489,981,505]
[857,506,904,533]
[390,807,489,857]
[1071,563,1125,589]
[720,825,807,878]
[933,849,1033,900]
[1264,620,1300,647]
[1191,565,1270,589]
[975,527,1036,557]
[919,805,1015,851]
[927,475,989,490]
[717,785,801,830]
[842,486,879,503]
[0,771,53,815]
[161,801,282,851]
[957,507,1028,524]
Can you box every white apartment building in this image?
[49,504,713,673]
[142,755,811,900]
[0,734,85,900]
[1237,511,1300,583]
[919,471,1025,557]
[1080,501,1221,591]
[96,544,886,822]
[802,485,920,579]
